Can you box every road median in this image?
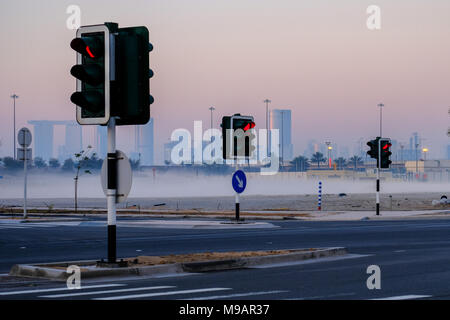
[9,247,347,280]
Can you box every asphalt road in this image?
[1,217,450,300]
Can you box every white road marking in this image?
[187,290,288,300]
[0,284,125,296]
[285,292,356,300]
[40,286,175,298]
[95,287,231,300]
[371,295,431,300]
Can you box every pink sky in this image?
[1,0,450,161]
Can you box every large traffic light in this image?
[71,24,115,125]
[70,23,154,126]
[380,139,392,168]
[222,114,256,159]
[367,137,380,165]
[113,26,154,125]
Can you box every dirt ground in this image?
[125,249,312,266]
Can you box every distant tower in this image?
[138,118,154,166]
[65,122,82,158]
[270,109,293,161]
[96,126,107,159]
[28,120,55,161]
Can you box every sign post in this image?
[17,128,32,219]
[232,170,247,221]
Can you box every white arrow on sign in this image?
[235,175,244,188]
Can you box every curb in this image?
[9,247,347,280]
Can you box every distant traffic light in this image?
[380,139,392,168]
[70,24,116,125]
[222,114,256,160]
[367,137,380,165]
[70,23,154,126]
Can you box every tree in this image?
[130,158,140,170]
[334,157,347,170]
[349,155,363,170]
[2,157,22,171]
[311,152,326,168]
[62,158,75,171]
[49,158,60,169]
[290,156,309,172]
[73,146,94,213]
[33,157,47,169]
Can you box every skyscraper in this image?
[270,109,293,161]
[96,125,107,159]
[137,118,154,166]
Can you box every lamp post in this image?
[263,99,271,158]
[325,141,331,168]
[422,148,428,161]
[11,94,19,159]
[208,106,215,135]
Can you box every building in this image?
[135,118,154,166]
[270,109,293,161]
[96,126,107,159]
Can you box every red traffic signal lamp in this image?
[70,23,154,126]
[380,139,392,168]
[70,23,115,125]
[221,114,256,160]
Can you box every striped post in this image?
[318,181,322,211]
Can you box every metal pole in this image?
[376,103,384,216]
[318,181,322,211]
[23,148,27,219]
[209,107,215,142]
[107,117,117,263]
[235,161,240,221]
[264,99,271,158]
[11,94,18,159]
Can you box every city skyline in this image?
[1,1,450,160]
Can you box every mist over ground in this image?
[1,171,449,199]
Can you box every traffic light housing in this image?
[113,26,154,125]
[70,23,154,126]
[380,139,392,168]
[222,114,256,160]
[71,24,115,125]
[367,137,380,165]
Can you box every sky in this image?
[1,0,450,161]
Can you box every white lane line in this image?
[285,292,356,300]
[40,286,175,298]
[187,290,288,300]
[371,295,431,300]
[95,287,231,300]
[0,284,125,296]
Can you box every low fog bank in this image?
[1,171,449,199]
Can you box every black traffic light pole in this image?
[107,117,117,263]
[376,140,380,216]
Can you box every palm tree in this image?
[334,157,347,170]
[349,155,363,170]
[311,152,326,168]
[290,156,309,172]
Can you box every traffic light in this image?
[113,26,154,125]
[222,114,256,159]
[367,137,380,165]
[380,139,392,168]
[71,24,116,125]
[70,23,154,126]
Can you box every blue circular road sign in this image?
[232,170,247,194]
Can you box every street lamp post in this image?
[422,148,428,161]
[325,141,331,168]
[263,99,271,158]
[208,106,215,142]
[11,94,19,159]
